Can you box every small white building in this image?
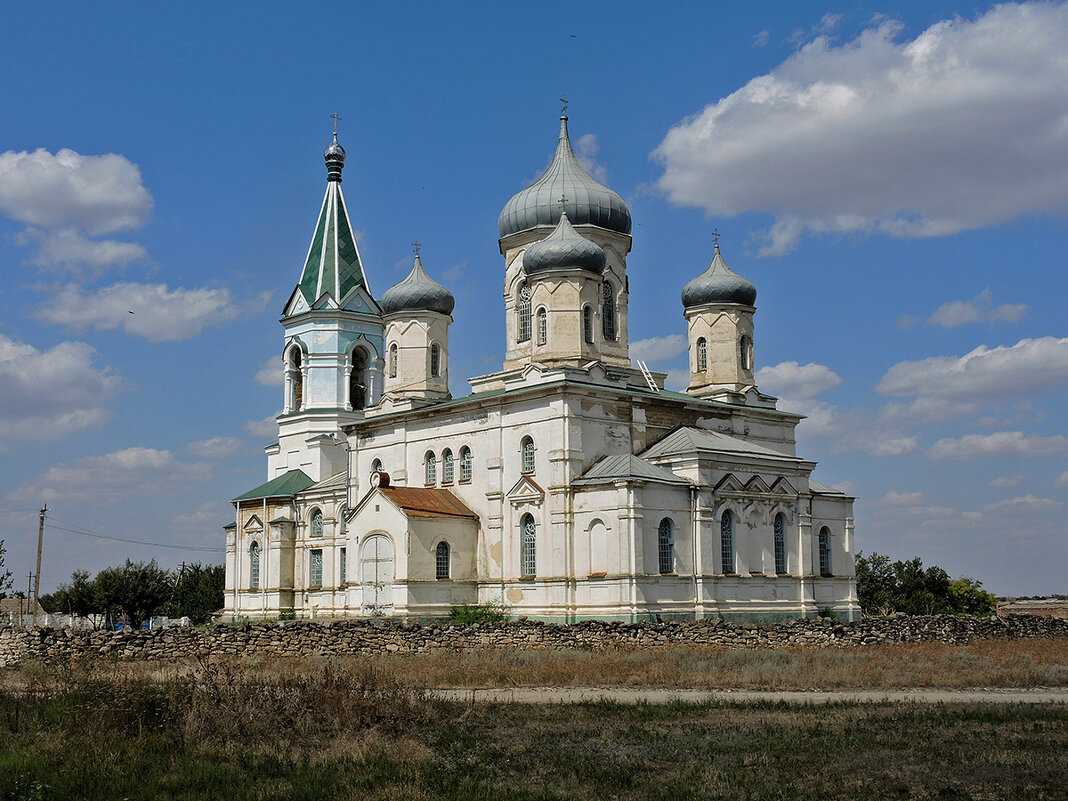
[224,114,860,623]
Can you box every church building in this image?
[223,113,860,622]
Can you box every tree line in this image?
[38,560,224,628]
[855,552,997,616]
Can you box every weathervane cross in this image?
[411,239,421,257]
[712,228,721,249]
[560,95,568,115]
[330,112,342,136]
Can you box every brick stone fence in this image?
[2,614,1066,667]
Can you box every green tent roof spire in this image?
[295,128,371,307]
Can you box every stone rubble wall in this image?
[2,614,1066,667]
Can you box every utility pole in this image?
[26,572,33,624]
[35,505,46,608]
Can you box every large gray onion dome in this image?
[523,211,606,275]
[498,114,632,239]
[681,243,757,308]
[379,253,455,315]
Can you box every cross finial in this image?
[558,194,568,212]
[560,95,568,115]
[330,112,342,137]
[712,228,721,251]
[411,239,421,258]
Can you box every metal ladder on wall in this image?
[636,360,659,393]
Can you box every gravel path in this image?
[429,687,1068,705]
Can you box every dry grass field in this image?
[2,641,1067,800]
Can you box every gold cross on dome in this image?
[330,112,342,136]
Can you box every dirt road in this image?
[429,687,1068,705]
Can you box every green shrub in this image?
[446,600,510,625]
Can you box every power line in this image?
[44,515,223,553]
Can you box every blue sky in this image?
[1,1,1065,597]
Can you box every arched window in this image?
[289,346,303,411]
[774,513,787,575]
[425,451,437,485]
[583,305,594,344]
[388,343,398,379]
[535,307,547,346]
[459,446,472,481]
[370,457,382,474]
[350,348,367,410]
[310,509,324,538]
[430,343,440,378]
[658,518,674,574]
[436,541,450,580]
[340,546,347,584]
[819,527,832,576]
[517,285,531,342]
[740,335,752,370]
[521,436,535,474]
[721,510,735,574]
[521,514,536,577]
[249,542,260,590]
[309,548,323,586]
[601,281,616,340]
[442,448,454,483]
[696,337,707,372]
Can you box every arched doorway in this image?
[361,534,393,613]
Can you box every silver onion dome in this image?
[681,244,757,308]
[523,211,606,275]
[379,253,455,316]
[498,114,631,240]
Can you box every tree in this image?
[95,559,173,629]
[167,562,225,624]
[0,539,11,599]
[855,552,996,617]
[40,570,97,621]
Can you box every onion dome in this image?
[324,131,346,182]
[498,114,631,239]
[681,243,757,308]
[523,211,606,275]
[379,252,455,316]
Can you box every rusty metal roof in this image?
[381,486,479,520]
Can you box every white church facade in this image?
[223,114,860,622]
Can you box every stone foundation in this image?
[2,614,1065,668]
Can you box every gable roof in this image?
[573,454,690,486]
[233,469,316,502]
[641,426,800,463]
[380,486,479,520]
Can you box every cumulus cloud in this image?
[879,490,925,506]
[877,337,1068,401]
[878,397,980,426]
[244,415,278,438]
[989,474,1025,488]
[654,4,1068,254]
[982,494,1064,513]
[631,334,688,364]
[171,501,233,532]
[0,147,153,272]
[7,447,211,506]
[36,283,271,342]
[927,289,1027,328]
[756,360,842,400]
[927,431,1068,461]
[0,333,120,443]
[186,437,242,459]
[573,133,608,183]
[254,356,283,387]
[1054,471,1068,489]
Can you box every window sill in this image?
[520,574,536,581]
[459,478,471,484]
[307,585,322,591]
[776,572,790,577]
[722,572,738,577]
[588,571,607,579]
[820,573,835,578]
[749,571,764,576]
[659,571,676,576]
[436,577,451,582]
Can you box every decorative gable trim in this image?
[713,473,744,493]
[770,477,798,496]
[507,475,545,505]
[744,475,771,494]
[244,514,264,531]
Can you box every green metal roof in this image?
[295,178,369,308]
[233,469,316,502]
[573,454,691,486]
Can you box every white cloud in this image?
[778,398,843,441]
[876,337,1068,401]
[573,133,608,183]
[0,148,152,234]
[878,397,979,426]
[171,501,233,532]
[879,490,925,506]
[15,228,148,273]
[663,367,689,392]
[244,415,277,438]
[927,431,1068,461]
[7,447,211,506]
[186,437,242,459]
[983,494,1064,513]
[254,356,283,387]
[756,360,842,400]
[631,334,687,364]
[989,474,1025,488]
[927,289,1027,328]
[0,333,120,443]
[1054,471,1068,489]
[654,4,1068,254]
[753,30,770,47]
[36,283,271,342]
